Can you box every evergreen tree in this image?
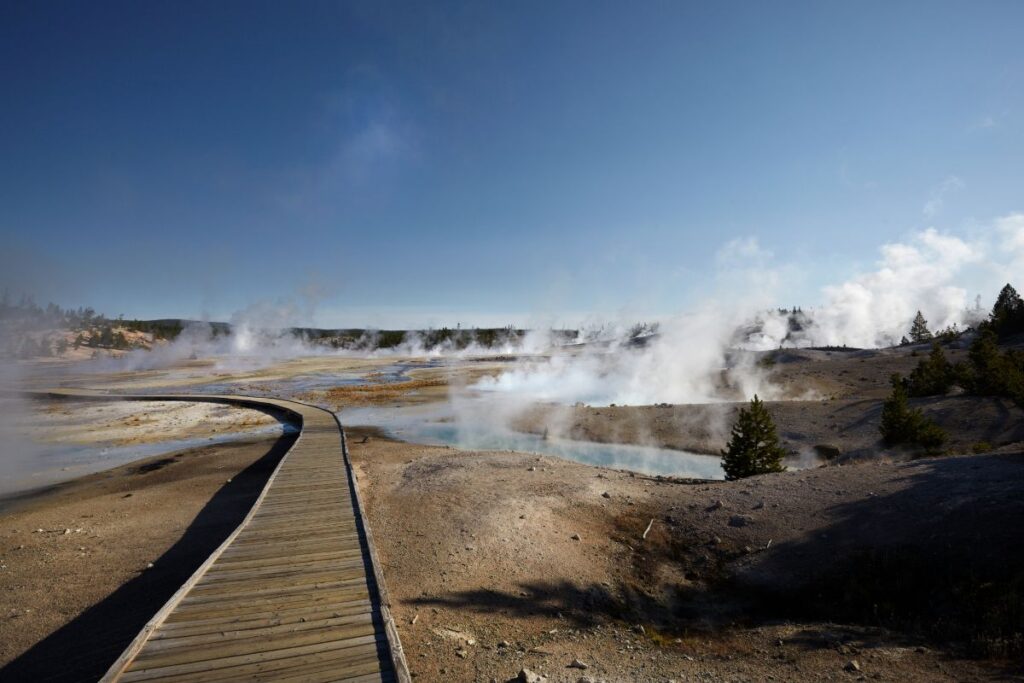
[991,283,1024,337]
[966,328,1006,395]
[721,395,786,480]
[909,311,933,343]
[907,342,955,396]
[880,374,947,450]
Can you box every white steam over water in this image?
[474,214,1024,407]
[82,213,1024,410]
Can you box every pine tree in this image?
[880,374,915,445]
[721,395,786,480]
[907,342,955,396]
[991,283,1024,337]
[880,374,947,450]
[909,311,933,343]
[967,328,1005,395]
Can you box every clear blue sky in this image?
[2,1,1022,327]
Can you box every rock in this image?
[706,499,724,511]
[567,658,588,669]
[528,466,537,472]
[632,624,645,634]
[844,659,861,672]
[455,649,468,658]
[570,533,581,541]
[601,491,611,498]
[516,668,547,683]
[709,535,722,545]
[498,640,511,648]
[728,515,752,527]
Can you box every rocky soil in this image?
[349,428,1024,682]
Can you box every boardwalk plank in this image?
[33,389,408,683]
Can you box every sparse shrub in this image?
[721,395,786,480]
[972,441,993,454]
[880,374,947,451]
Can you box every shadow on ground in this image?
[734,452,1024,662]
[0,430,298,683]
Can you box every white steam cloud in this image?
[473,213,1024,407]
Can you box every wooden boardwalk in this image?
[37,389,409,683]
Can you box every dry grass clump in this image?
[302,377,449,407]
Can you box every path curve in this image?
[33,388,410,683]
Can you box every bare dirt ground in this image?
[0,430,294,682]
[349,428,1024,683]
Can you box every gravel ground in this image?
[349,428,1023,682]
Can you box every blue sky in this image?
[2,1,1022,328]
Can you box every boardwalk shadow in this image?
[0,430,298,683]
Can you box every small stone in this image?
[706,499,724,511]
[601,491,611,498]
[567,658,588,669]
[528,466,536,472]
[63,528,71,535]
[455,649,468,658]
[844,659,861,672]
[498,640,511,648]
[632,624,645,634]
[145,562,154,570]
[570,533,581,541]
[728,515,752,527]
[517,668,547,683]
[709,535,722,545]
